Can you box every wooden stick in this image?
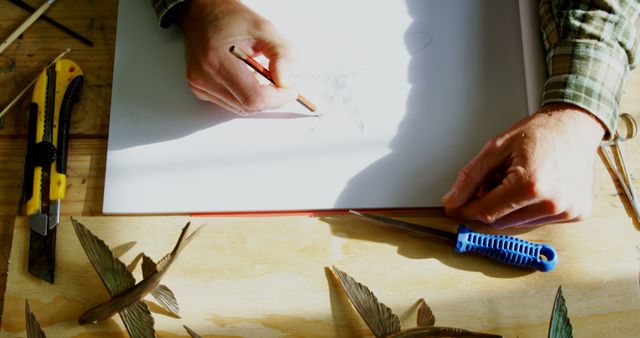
[8,0,93,47]
[0,0,57,54]
[0,48,70,121]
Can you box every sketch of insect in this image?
[292,68,366,133]
[289,32,433,134]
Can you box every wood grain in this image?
[0,139,106,321]
[0,139,106,218]
[0,0,639,335]
[0,0,117,137]
[0,215,638,337]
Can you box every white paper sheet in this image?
[104,0,543,213]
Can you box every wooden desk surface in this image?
[1,215,640,337]
[0,0,639,336]
[0,0,115,321]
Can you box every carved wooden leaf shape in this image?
[152,284,180,317]
[141,253,157,278]
[332,266,401,338]
[143,252,179,317]
[25,300,46,338]
[548,286,573,338]
[118,300,156,338]
[389,326,502,337]
[416,298,435,327]
[71,218,136,297]
[183,325,203,338]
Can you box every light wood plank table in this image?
[0,0,115,322]
[0,1,639,336]
[1,214,640,337]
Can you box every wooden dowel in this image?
[0,48,70,120]
[0,0,57,54]
[8,0,93,47]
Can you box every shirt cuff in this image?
[153,0,187,28]
[542,39,629,138]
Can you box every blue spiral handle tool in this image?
[349,210,559,272]
[455,224,557,272]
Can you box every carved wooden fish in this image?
[548,286,573,338]
[332,266,501,338]
[178,272,571,338]
[72,218,199,337]
[25,300,46,338]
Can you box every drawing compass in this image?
[22,59,84,283]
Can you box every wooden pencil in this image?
[0,0,57,54]
[229,45,317,113]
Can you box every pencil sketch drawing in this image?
[292,68,365,133]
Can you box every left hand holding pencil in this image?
[177,0,297,115]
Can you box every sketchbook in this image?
[104,0,544,214]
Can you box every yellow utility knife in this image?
[23,58,83,283]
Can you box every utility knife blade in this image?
[24,59,84,283]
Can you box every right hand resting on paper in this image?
[177,0,298,115]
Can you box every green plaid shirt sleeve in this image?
[151,0,187,28]
[539,0,640,136]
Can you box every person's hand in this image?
[442,103,606,228]
[177,0,297,115]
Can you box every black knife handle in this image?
[56,76,84,175]
[22,103,39,204]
